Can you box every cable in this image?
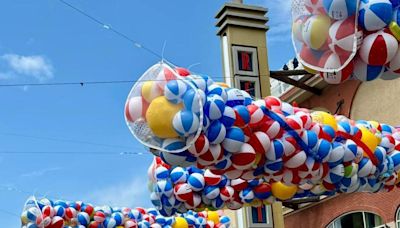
[58,0,166,62]
[0,151,147,155]
[0,132,137,150]
[0,208,19,218]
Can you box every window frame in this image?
[326,211,384,228]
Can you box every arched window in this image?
[326,211,384,228]
[396,207,400,228]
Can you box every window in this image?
[327,212,384,228]
[245,205,273,228]
[232,46,259,76]
[235,76,261,99]
[396,207,400,228]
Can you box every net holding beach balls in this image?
[319,51,354,84]
[305,0,327,15]
[359,31,398,66]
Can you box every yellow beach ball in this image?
[146,96,182,138]
[207,211,220,225]
[173,217,189,228]
[311,111,338,131]
[271,182,297,201]
[302,15,331,50]
[141,81,162,103]
[360,127,380,154]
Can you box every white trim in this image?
[222,35,233,87]
[235,76,261,99]
[244,205,274,228]
[237,208,244,228]
[232,46,259,76]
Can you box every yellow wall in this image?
[350,78,400,125]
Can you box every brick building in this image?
[282,78,400,228]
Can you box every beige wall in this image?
[350,78,400,126]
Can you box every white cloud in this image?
[20,167,62,178]
[84,176,150,208]
[1,54,54,81]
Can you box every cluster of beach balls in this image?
[126,63,400,212]
[20,196,230,228]
[293,0,400,83]
[148,157,301,214]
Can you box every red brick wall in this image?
[284,188,400,228]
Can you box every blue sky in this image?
[0,0,294,226]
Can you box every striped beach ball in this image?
[353,57,384,81]
[230,143,256,170]
[249,131,271,154]
[319,51,354,84]
[160,150,195,167]
[386,47,400,76]
[220,186,235,201]
[164,80,188,104]
[248,104,267,127]
[343,139,362,162]
[161,138,186,152]
[198,144,224,167]
[253,183,272,200]
[204,95,226,120]
[303,15,332,50]
[206,120,226,144]
[226,88,245,107]
[230,178,248,191]
[155,166,169,180]
[328,142,345,167]
[185,193,202,209]
[312,139,332,162]
[125,96,149,122]
[264,158,284,174]
[220,106,236,128]
[305,0,326,14]
[266,139,285,161]
[170,167,188,184]
[215,154,233,170]
[207,84,227,102]
[329,16,359,56]
[53,206,65,218]
[204,169,222,186]
[188,173,205,191]
[283,150,307,169]
[390,151,400,171]
[358,157,374,177]
[359,31,398,66]
[172,110,200,137]
[324,164,345,183]
[359,0,393,31]
[187,134,209,156]
[233,105,251,128]
[258,120,283,139]
[50,216,64,228]
[41,205,54,218]
[157,180,174,197]
[222,127,245,153]
[183,88,205,114]
[174,183,193,202]
[298,158,321,179]
[323,0,358,20]
[286,115,304,134]
[64,207,77,220]
[239,188,255,203]
[204,185,220,200]
[103,218,117,228]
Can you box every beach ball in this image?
[219,216,231,227]
[353,57,384,81]
[220,106,236,128]
[161,138,185,151]
[311,111,338,131]
[64,207,77,220]
[258,120,283,139]
[249,131,271,163]
[230,178,248,191]
[185,194,202,209]
[224,167,243,179]
[266,139,284,161]
[41,205,54,218]
[343,140,361,162]
[157,180,174,197]
[155,166,169,180]
[173,110,200,137]
[170,167,188,184]
[242,90,253,105]
[282,169,302,186]
[206,121,226,144]
[303,15,331,50]
[50,216,64,228]
[164,80,188,104]
[183,89,204,114]
[324,164,345,183]
[207,84,228,102]
[360,127,380,153]
[53,206,65,218]
[253,183,272,200]
[264,158,284,174]
[239,188,255,203]
[305,0,326,14]
[323,0,357,20]
[271,182,297,200]
[301,130,319,149]
[204,170,222,186]
[125,96,149,123]
[160,150,195,167]
[286,115,304,134]
[188,173,205,191]
[359,0,393,31]
[358,157,374,177]
[374,146,386,165]
[231,143,256,170]
[265,96,282,110]
[329,16,359,56]
[248,105,267,127]
[299,158,321,179]
[103,218,117,228]
[222,127,245,153]
[319,51,354,84]
[172,217,189,228]
[386,47,400,76]
[220,186,235,201]
[175,67,190,76]
[233,105,250,127]
[187,134,209,156]
[215,154,233,170]
[340,175,360,192]
[142,81,163,103]
[313,139,332,162]
[328,143,345,167]
[93,211,106,223]
[391,152,400,171]
[204,185,221,200]
[198,144,223,166]
[226,88,245,107]
[300,45,325,66]
[204,95,225,120]
[174,183,193,202]
[284,150,307,169]
[380,135,395,152]
[146,96,182,139]
[360,31,398,66]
